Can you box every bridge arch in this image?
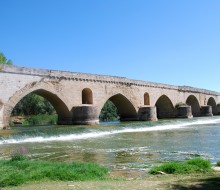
[99,93,137,121]
[186,95,200,117]
[3,83,72,128]
[207,97,218,115]
[155,95,176,118]
[82,88,93,104]
[144,92,150,105]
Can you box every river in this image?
[0,116,220,172]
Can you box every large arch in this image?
[186,95,200,117]
[3,85,72,128]
[100,93,138,121]
[207,97,218,115]
[155,95,176,119]
[82,88,93,104]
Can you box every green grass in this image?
[149,158,212,175]
[22,114,58,126]
[0,159,108,187]
[217,161,220,166]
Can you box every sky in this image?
[1,0,220,92]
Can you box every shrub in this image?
[217,161,220,166]
[149,158,212,175]
[22,114,58,126]
[175,102,188,109]
[186,158,212,171]
[11,147,30,161]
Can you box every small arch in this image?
[155,95,176,119]
[99,93,137,121]
[144,92,150,105]
[82,88,93,104]
[207,97,218,115]
[186,95,200,117]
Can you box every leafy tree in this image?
[12,93,55,116]
[0,52,12,65]
[99,100,119,121]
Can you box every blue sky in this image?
[1,0,220,92]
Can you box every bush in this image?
[149,158,212,175]
[0,160,108,187]
[11,153,29,161]
[217,161,220,166]
[175,102,188,109]
[22,114,58,126]
[11,147,30,161]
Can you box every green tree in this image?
[99,100,120,121]
[12,93,55,116]
[0,52,12,65]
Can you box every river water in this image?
[0,116,220,172]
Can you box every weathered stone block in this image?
[177,106,193,118]
[201,105,213,117]
[138,106,157,121]
[72,105,99,125]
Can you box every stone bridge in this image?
[0,65,220,129]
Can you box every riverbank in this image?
[1,157,220,189]
[3,171,220,190]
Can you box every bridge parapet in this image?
[1,65,219,96]
[178,86,220,96]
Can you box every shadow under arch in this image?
[100,93,138,121]
[155,95,176,119]
[144,92,150,105]
[82,88,93,104]
[207,97,218,115]
[186,95,200,117]
[4,88,72,127]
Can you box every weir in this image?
[0,65,220,129]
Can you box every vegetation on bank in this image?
[0,147,218,188]
[0,157,108,187]
[217,161,220,166]
[12,93,55,116]
[149,158,212,175]
[175,102,188,109]
[99,100,119,122]
[21,114,58,126]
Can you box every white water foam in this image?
[1,118,220,145]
